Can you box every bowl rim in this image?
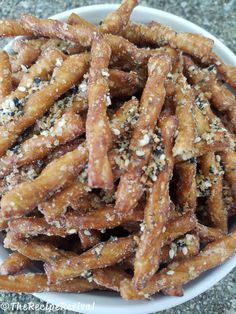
[3,4,236,314]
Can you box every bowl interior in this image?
[2,4,236,314]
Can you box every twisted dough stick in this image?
[122,20,214,61]
[86,34,113,189]
[100,0,138,34]
[115,54,172,213]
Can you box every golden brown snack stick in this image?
[100,0,138,34]
[0,252,31,275]
[11,45,41,73]
[221,151,236,202]
[67,13,97,30]
[45,235,137,283]
[115,54,172,213]
[196,223,224,243]
[93,266,131,292]
[64,205,143,230]
[0,273,99,293]
[210,52,236,89]
[0,50,12,100]
[164,212,197,244]
[8,217,68,238]
[123,21,213,61]
[86,34,113,189]
[134,115,177,289]
[1,143,88,218]
[120,230,236,299]
[0,53,88,157]
[21,14,93,48]
[78,230,101,250]
[0,112,85,177]
[4,235,78,263]
[175,160,197,212]
[172,73,196,160]
[200,152,227,232]
[0,20,33,36]
[108,69,140,98]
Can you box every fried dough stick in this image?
[0,273,99,293]
[21,14,93,48]
[0,252,31,275]
[115,54,172,213]
[0,20,33,36]
[93,266,131,292]
[8,217,69,238]
[78,230,101,250]
[0,53,89,157]
[120,230,236,299]
[68,13,97,30]
[64,205,143,230]
[0,50,12,100]
[134,115,177,289]
[123,21,213,61]
[45,236,137,283]
[175,160,197,212]
[200,153,227,232]
[1,143,88,218]
[4,235,77,263]
[172,73,196,160]
[100,0,138,34]
[86,34,113,189]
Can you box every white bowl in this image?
[3,4,236,314]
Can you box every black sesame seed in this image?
[12,144,20,153]
[71,85,78,94]
[9,111,15,116]
[176,240,186,248]
[208,65,215,72]
[99,20,103,25]
[34,76,41,85]
[189,157,197,164]
[154,148,163,156]
[13,97,21,107]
